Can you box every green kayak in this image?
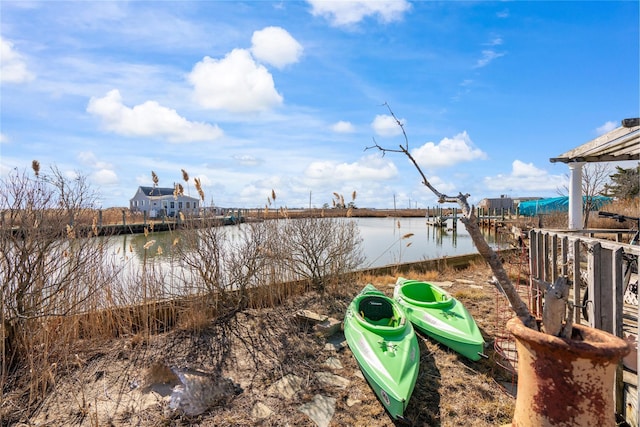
[393,277,486,361]
[343,284,419,420]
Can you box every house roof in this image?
[549,118,640,164]
[138,186,199,200]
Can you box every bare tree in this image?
[558,163,611,228]
[366,104,537,330]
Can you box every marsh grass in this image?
[1,171,370,423]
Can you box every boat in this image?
[393,277,486,361]
[343,284,419,420]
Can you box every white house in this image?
[129,186,200,218]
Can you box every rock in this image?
[323,356,343,370]
[297,310,328,324]
[314,317,342,337]
[298,394,336,427]
[266,374,303,399]
[315,371,350,389]
[346,397,361,407]
[251,402,274,420]
[324,335,347,352]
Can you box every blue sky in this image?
[1,1,638,209]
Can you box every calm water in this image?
[355,217,507,268]
[111,217,508,270]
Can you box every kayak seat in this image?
[359,297,395,322]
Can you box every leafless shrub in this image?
[0,165,120,413]
[263,216,365,293]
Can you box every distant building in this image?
[129,186,200,218]
[513,197,543,206]
[477,195,514,211]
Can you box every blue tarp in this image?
[518,196,612,216]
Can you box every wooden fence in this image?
[528,228,639,425]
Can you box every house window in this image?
[194,201,198,209]
[186,202,190,209]
[178,202,183,209]
[170,201,175,209]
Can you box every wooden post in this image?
[98,210,103,227]
[586,242,600,329]
[572,239,581,324]
[551,234,558,283]
[121,209,126,227]
[536,231,545,316]
[611,248,624,338]
[561,236,568,277]
[452,207,457,230]
[612,248,625,417]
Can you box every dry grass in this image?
[3,261,519,427]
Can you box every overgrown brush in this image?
[1,168,368,421]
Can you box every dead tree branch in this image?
[366,103,537,330]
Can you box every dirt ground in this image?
[10,261,523,427]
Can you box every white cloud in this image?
[93,169,118,185]
[250,26,303,69]
[307,0,411,27]
[474,49,506,68]
[596,121,618,135]
[483,160,567,192]
[233,154,262,166]
[331,120,355,133]
[304,154,397,183]
[0,133,8,144]
[0,36,35,83]
[511,159,547,177]
[485,37,503,46]
[86,89,223,142]
[411,131,487,168]
[188,49,283,113]
[78,151,112,170]
[372,114,404,137]
[77,151,118,185]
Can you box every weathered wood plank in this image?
[528,228,638,426]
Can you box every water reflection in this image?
[107,217,508,269]
[356,217,506,268]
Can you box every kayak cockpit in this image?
[397,280,454,309]
[358,296,406,327]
